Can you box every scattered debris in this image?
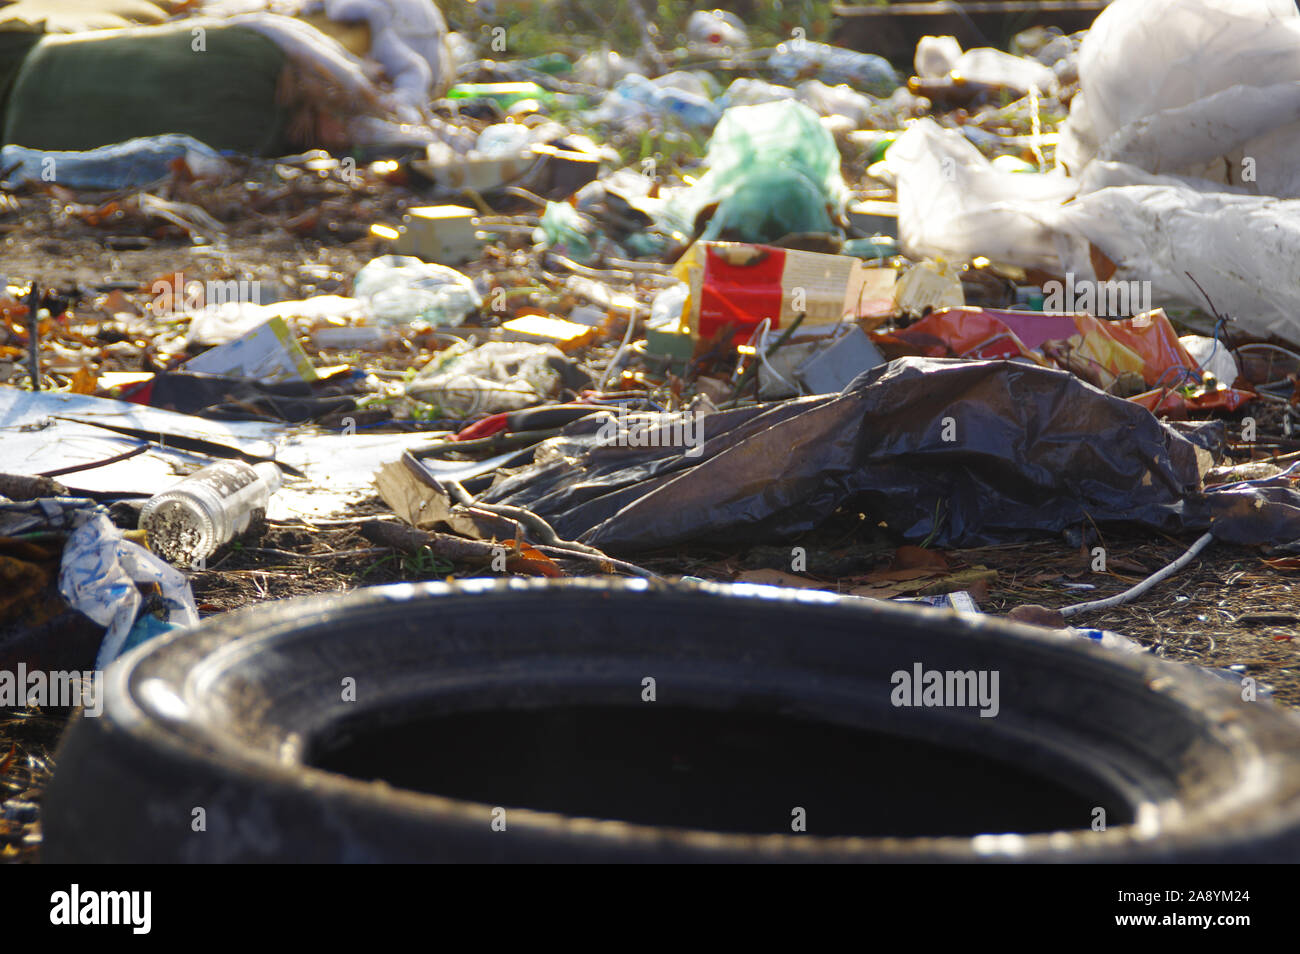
[4,0,1300,867]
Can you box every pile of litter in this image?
[5,0,1300,864]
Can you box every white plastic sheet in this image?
[1037,184,1300,345]
[320,0,452,104]
[1057,0,1300,193]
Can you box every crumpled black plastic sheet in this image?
[1204,462,1300,552]
[131,371,357,423]
[478,357,1300,553]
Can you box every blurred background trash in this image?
[352,255,482,326]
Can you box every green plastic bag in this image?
[536,200,597,263]
[667,100,848,244]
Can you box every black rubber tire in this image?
[43,578,1300,862]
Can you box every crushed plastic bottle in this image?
[0,134,226,191]
[768,41,900,97]
[915,35,963,79]
[572,49,640,87]
[796,79,879,127]
[140,461,283,566]
[352,255,482,326]
[610,74,721,128]
[720,77,795,109]
[407,340,564,416]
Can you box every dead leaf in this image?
[503,540,563,578]
[848,567,996,599]
[1089,242,1118,282]
[891,545,950,571]
[69,366,98,394]
[1007,604,1067,629]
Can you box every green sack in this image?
[0,25,42,129]
[3,21,289,154]
[667,99,848,245]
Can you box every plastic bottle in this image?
[0,134,226,191]
[768,41,900,97]
[686,9,750,53]
[447,82,553,109]
[140,461,283,566]
[613,74,721,128]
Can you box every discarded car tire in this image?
[44,579,1300,862]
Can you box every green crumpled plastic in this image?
[665,99,849,245]
[536,200,598,264]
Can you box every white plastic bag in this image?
[885,119,1077,269]
[952,48,1056,95]
[353,255,481,326]
[58,511,199,670]
[1057,0,1300,193]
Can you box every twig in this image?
[25,281,40,392]
[727,312,806,406]
[1059,532,1214,618]
[246,547,390,561]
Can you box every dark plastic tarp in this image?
[475,357,1300,553]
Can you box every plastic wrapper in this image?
[476,358,1300,554]
[407,340,566,417]
[875,307,1253,415]
[0,497,102,536]
[57,510,198,669]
